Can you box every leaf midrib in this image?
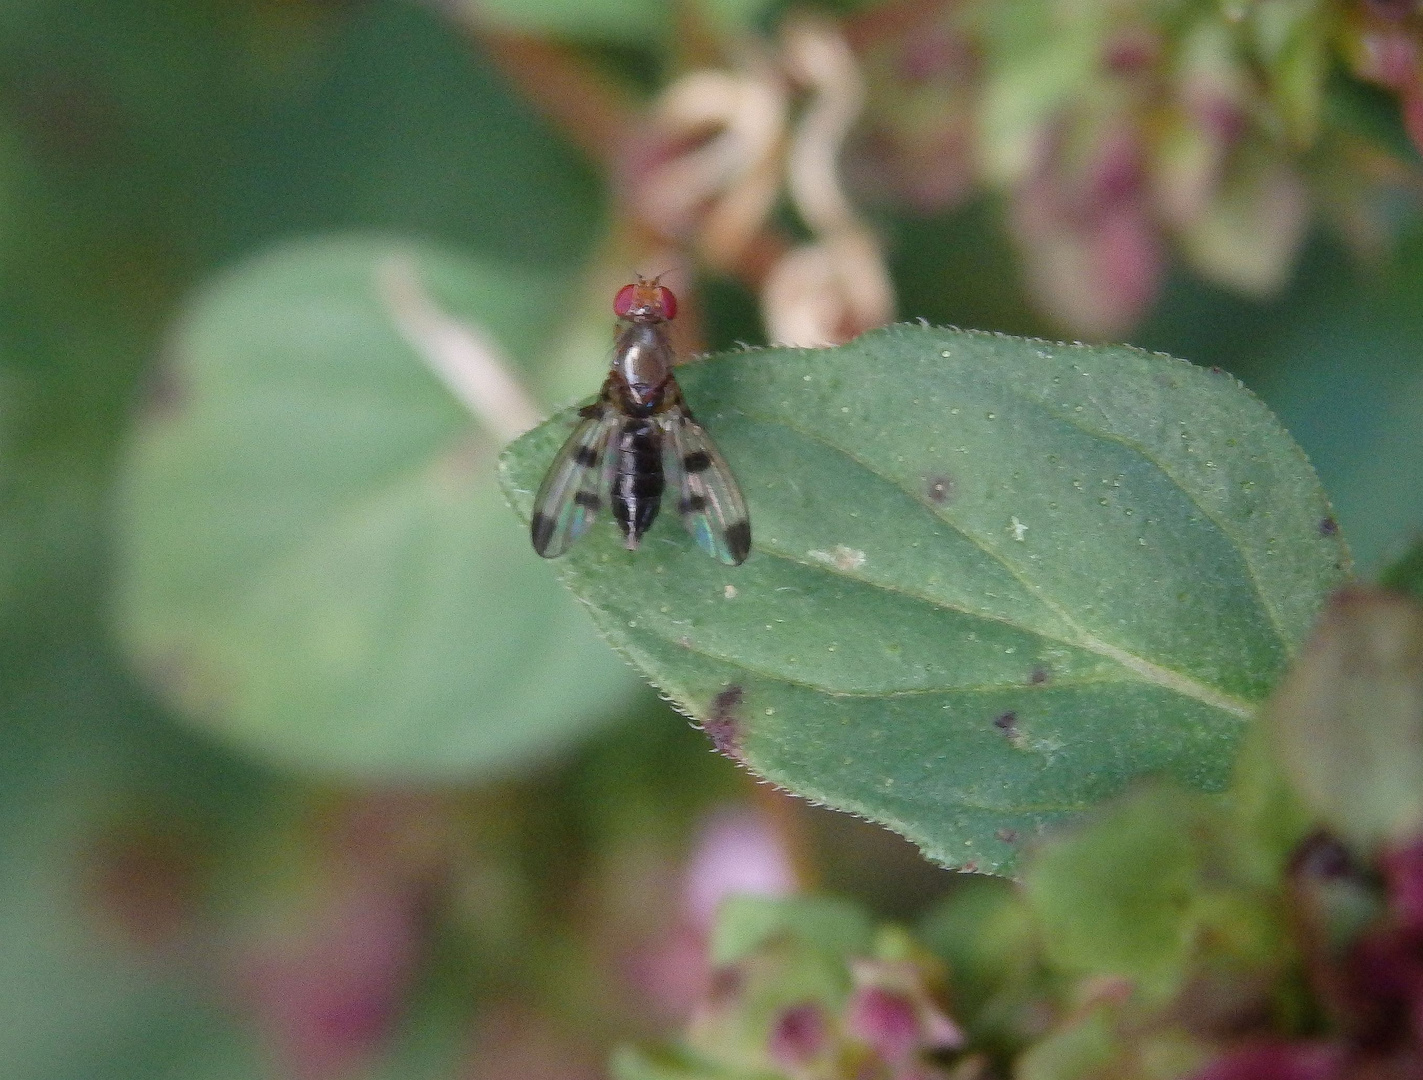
[725,409,1255,719]
[987,363,1292,650]
[863,327,1293,650]
[813,327,1292,651]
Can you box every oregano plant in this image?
[501,325,1350,873]
[8,1,1423,1078]
[603,568,1423,1080]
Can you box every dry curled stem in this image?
[376,254,542,443]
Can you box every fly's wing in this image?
[530,410,618,558]
[662,412,751,565]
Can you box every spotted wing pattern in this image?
[662,412,751,565]
[530,409,618,559]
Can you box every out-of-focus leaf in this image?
[115,236,638,777]
[472,0,672,41]
[610,1045,723,1080]
[1179,145,1308,298]
[501,325,1348,872]
[1265,587,1423,850]
[230,0,603,269]
[1244,323,1423,576]
[1380,539,1423,601]
[1023,788,1216,1000]
[0,647,270,1080]
[1015,1008,1118,1080]
[470,0,776,42]
[918,875,1033,1031]
[711,895,874,966]
[1222,719,1313,887]
[977,22,1097,186]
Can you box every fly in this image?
[530,278,751,565]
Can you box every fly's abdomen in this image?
[612,419,664,550]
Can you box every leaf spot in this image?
[701,685,746,759]
[995,828,1018,843]
[994,710,1031,750]
[1029,734,1064,763]
[724,584,738,599]
[808,545,867,571]
[1029,665,1050,685]
[1319,516,1338,536]
[925,475,955,504]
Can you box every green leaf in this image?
[474,0,776,42]
[610,1045,735,1080]
[1264,587,1423,850]
[1221,719,1314,887]
[475,0,672,41]
[500,325,1348,872]
[919,875,1036,1031]
[711,894,874,967]
[237,0,604,268]
[0,647,271,1080]
[1015,1008,1119,1080]
[1022,788,1217,1000]
[1380,538,1423,601]
[115,236,639,777]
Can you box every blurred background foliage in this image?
[0,0,1420,1077]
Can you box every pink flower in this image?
[846,958,963,1064]
[681,807,797,931]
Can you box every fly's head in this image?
[613,277,678,325]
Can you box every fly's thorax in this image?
[613,321,674,409]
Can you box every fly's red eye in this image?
[655,286,678,320]
[613,283,638,318]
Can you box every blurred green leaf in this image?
[472,0,777,42]
[474,0,673,41]
[919,875,1035,1035]
[228,0,604,268]
[1221,718,1314,887]
[611,1045,728,1080]
[1015,1008,1118,1080]
[1380,538,1423,601]
[501,326,1348,872]
[0,645,271,1080]
[1231,329,1423,575]
[1023,788,1216,1000]
[711,894,874,966]
[1265,588,1423,850]
[115,236,638,777]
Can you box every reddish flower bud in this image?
[767,1002,831,1068]
[846,986,922,1063]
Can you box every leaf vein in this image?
[992,380,1291,651]
[733,411,1254,719]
